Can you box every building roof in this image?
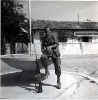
[32,20,98,30]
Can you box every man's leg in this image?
[41,54,50,77]
[52,57,61,89]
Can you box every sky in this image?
[21,0,98,22]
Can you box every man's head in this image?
[40,26,50,38]
[40,27,51,38]
[45,27,50,32]
[40,32,46,38]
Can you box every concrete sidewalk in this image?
[1,70,98,100]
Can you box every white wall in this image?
[28,38,98,56]
[59,39,98,56]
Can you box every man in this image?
[40,27,61,89]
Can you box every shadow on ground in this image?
[1,71,56,93]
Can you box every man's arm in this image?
[48,34,59,49]
[41,41,47,54]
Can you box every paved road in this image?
[48,55,98,79]
[1,54,98,100]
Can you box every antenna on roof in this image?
[77,13,80,24]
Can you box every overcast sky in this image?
[22,1,98,22]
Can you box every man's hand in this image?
[47,46,52,51]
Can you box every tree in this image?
[1,0,29,54]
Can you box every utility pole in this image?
[28,0,32,55]
[77,13,83,54]
[28,0,42,93]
